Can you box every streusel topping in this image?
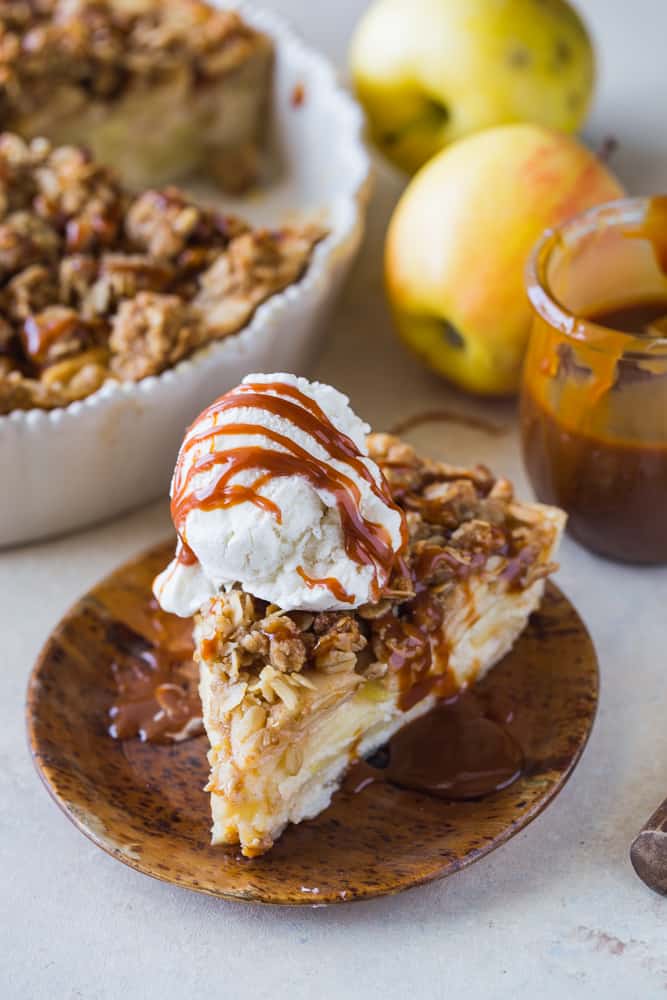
[0,134,324,413]
[195,433,559,726]
[0,1,263,120]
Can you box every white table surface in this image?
[3,2,667,997]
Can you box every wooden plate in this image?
[27,542,598,905]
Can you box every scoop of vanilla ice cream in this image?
[153,373,405,616]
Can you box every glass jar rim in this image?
[525,196,667,358]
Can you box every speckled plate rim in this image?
[26,545,599,906]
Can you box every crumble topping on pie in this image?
[0,1,262,104]
[195,433,559,721]
[0,135,324,414]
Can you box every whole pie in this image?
[153,375,565,858]
[0,135,323,414]
[0,0,273,192]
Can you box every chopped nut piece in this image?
[40,349,108,395]
[268,633,307,674]
[233,704,266,746]
[195,226,325,338]
[126,188,243,260]
[313,613,366,655]
[59,254,99,305]
[4,264,58,320]
[357,599,392,620]
[239,630,269,658]
[0,211,58,276]
[450,519,507,554]
[108,292,203,380]
[217,681,248,714]
[489,477,514,502]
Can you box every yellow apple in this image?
[385,124,624,396]
[350,0,595,174]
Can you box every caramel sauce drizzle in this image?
[171,381,407,602]
[296,566,355,604]
[627,194,667,274]
[371,568,456,712]
[413,542,488,583]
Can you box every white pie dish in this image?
[0,2,371,548]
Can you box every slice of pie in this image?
[194,432,565,857]
[0,1,273,192]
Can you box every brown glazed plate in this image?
[26,541,598,905]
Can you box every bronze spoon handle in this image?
[630,798,667,895]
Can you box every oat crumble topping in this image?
[0,1,264,120]
[195,433,560,735]
[0,134,324,414]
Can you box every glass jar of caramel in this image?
[521,197,667,564]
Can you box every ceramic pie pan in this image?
[27,541,598,905]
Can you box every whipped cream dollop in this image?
[153,373,406,616]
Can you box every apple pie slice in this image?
[194,433,565,857]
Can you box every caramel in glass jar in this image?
[521,198,667,564]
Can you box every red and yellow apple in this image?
[385,123,624,396]
[350,0,595,175]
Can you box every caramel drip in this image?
[627,194,667,274]
[296,566,355,604]
[372,584,454,711]
[538,196,667,438]
[175,537,198,566]
[171,381,407,601]
[413,543,488,582]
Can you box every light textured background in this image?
[3,2,667,997]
